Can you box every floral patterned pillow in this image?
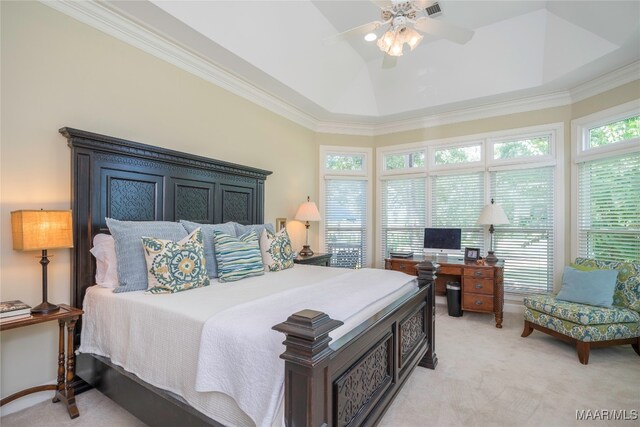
[142,228,210,294]
[259,228,294,272]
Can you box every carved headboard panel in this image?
[61,127,272,310]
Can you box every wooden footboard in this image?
[273,261,438,426]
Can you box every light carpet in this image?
[2,307,638,427]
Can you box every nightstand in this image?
[1,304,83,418]
[294,253,332,267]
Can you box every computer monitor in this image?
[423,228,462,254]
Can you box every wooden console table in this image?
[1,304,83,418]
[386,255,504,328]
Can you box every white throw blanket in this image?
[195,268,417,427]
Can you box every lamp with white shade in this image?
[476,199,509,265]
[294,196,321,257]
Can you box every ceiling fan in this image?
[328,1,474,62]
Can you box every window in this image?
[577,152,640,261]
[320,147,372,269]
[377,123,563,294]
[325,153,364,171]
[384,151,425,171]
[491,167,556,293]
[574,104,640,262]
[587,116,639,149]
[380,177,426,258]
[324,179,368,268]
[431,172,484,249]
[491,134,551,161]
[434,144,481,166]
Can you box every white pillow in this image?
[90,234,119,288]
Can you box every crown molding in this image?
[315,121,376,136]
[42,0,320,132]
[570,61,640,103]
[370,91,573,136]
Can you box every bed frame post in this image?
[417,261,439,369]
[273,309,343,427]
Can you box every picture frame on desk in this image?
[464,247,480,262]
[275,218,286,231]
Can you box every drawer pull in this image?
[474,271,483,277]
[475,283,483,289]
[399,265,406,270]
[475,300,483,306]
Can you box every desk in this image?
[1,304,83,418]
[386,256,504,328]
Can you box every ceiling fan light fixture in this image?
[364,32,377,42]
[403,26,423,50]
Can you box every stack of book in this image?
[389,251,414,258]
[0,300,32,320]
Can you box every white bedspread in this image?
[79,265,417,426]
[195,268,417,427]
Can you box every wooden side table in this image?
[294,253,332,267]
[1,304,83,418]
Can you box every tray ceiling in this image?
[98,1,639,125]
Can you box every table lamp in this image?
[294,196,321,257]
[11,210,73,314]
[476,199,509,265]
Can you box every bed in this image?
[63,127,439,427]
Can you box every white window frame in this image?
[429,140,484,171]
[380,147,427,176]
[319,145,373,267]
[570,100,640,261]
[376,123,565,291]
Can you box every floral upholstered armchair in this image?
[522,258,640,364]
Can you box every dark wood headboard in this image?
[61,127,272,311]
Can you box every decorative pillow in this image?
[232,223,275,238]
[259,228,294,272]
[106,218,188,293]
[180,220,236,278]
[90,234,118,288]
[142,228,209,294]
[214,230,265,283]
[556,266,618,308]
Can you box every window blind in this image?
[380,178,426,262]
[431,172,484,250]
[490,167,555,294]
[324,179,367,268]
[577,152,640,262]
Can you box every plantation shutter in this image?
[380,177,426,262]
[431,172,485,250]
[490,166,555,294]
[577,152,640,261]
[324,179,367,268]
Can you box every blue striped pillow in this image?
[213,230,265,282]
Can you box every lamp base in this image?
[31,301,60,314]
[299,245,314,257]
[485,251,498,265]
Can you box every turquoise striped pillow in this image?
[213,230,265,282]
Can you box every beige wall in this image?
[1,0,638,415]
[0,1,318,412]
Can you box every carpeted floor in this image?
[2,307,639,427]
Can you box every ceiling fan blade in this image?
[382,54,397,69]
[414,17,474,44]
[370,0,392,9]
[324,21,385,45]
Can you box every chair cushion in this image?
[524,294,640,325]
[556,266,618,308]
[574,258,640,313]
[524,307,639,342]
